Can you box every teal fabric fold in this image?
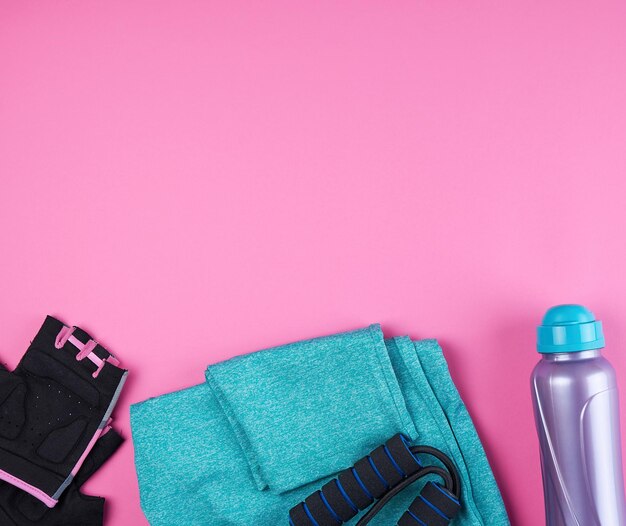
[384,337,509,526]
[131,326,509,526]
[205,324,417,494]
[411,339,509,525]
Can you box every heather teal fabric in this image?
[205,325,417,494]
[131,325,509,526]
[386,337,509,525]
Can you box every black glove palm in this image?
[0,316,127,508]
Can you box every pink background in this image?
[1,1,626,524]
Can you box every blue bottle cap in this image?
[537,304,605,353]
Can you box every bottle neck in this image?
[542,349,603,362]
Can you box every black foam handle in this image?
[397,481,461,526]
[384,434,421,476]
[420,481,460,518]
[369,445,404,488]
[353,457,387,499]
[289,434,422,526]
[305,492,341,526]
[320,480,356,523]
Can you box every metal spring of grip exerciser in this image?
[289,434,461,526]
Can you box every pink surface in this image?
[1,1,626,524]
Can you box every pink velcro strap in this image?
[106,355,120,367]
[55,325,121,379]
[54,326,75,349]
[76,340,97,361]
[92,356,122,379]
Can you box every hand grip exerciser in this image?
[289,434,461,526]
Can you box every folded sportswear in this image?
[0,316,127,507]
[131,324,509,525]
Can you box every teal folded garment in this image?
[131,325,509,525]
[205,325,418,495]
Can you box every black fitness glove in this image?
[0,426,124,525]
[0,316,127,507]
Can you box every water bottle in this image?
[531,304,626,525]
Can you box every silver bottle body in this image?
[531,349,626,525]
